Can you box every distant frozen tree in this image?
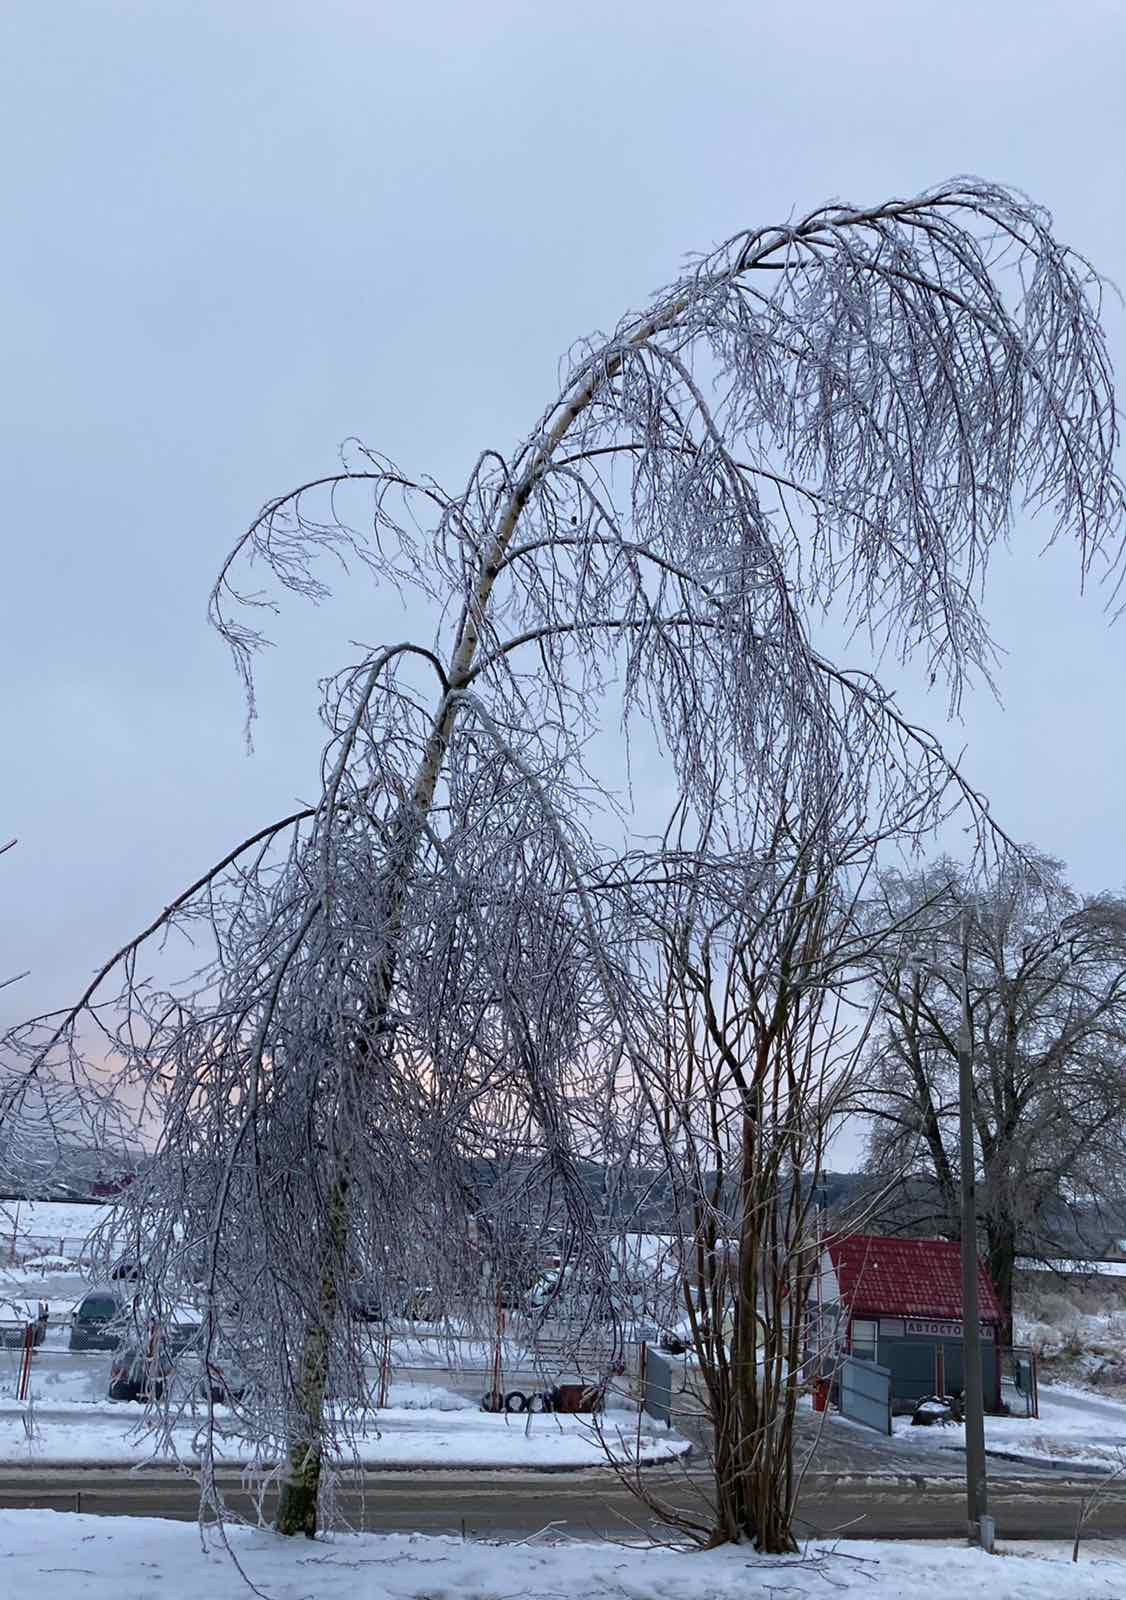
[861,852,1126,1343]
[2,181,1123,1548]
[0,838,25,1004]
[0,838,64,1200]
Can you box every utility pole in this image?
[957,911,992,1550]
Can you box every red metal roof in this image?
[825,1233,1001,1323]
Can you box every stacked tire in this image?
[481,1387,560,1414]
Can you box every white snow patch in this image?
[0,1396,687,1470]
[891,1382,1126,1469]
[0,1512,1123,1598]
[0,1202,109,1256]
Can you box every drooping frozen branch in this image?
[1,181,1121,1542]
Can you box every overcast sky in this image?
[2,1,1124,1135]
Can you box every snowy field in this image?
[0,1201,108,1262]
[4,1513,1126,1600]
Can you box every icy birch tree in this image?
[2,181,1123,1546]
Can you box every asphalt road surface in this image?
[3,1465,1126,1542]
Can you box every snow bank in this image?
[890,1382,1126,1470]
[383,1380,474,1411]
[0,1399,688,1471]
[0,1202,108,1253]
[1,1512,1124,1598]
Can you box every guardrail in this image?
[369,1321,645,1415]
[3,1237,93,1267]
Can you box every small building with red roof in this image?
[813,1233,1004,1411]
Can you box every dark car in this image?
[0,1302,49,1349]
[401,1284,436,1321]
[198,1345,251,1405]
[69,1286,129,1351]
[349,1279,435,1323]
[109,1258,144,1282]
[107,1343,172,1403]
[494,1278,532,1311]
[349,1279,390,1323]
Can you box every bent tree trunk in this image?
[270,253,698,1532]
[275,1173,349,1535]
[272,352,629,1533]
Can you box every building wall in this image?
[847,1314,1001,1410]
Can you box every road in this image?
[3,1464,1126,1542]
[1039,1381,1126,1429]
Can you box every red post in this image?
[17,1323,34,1401]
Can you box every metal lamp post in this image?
[908,918,993,1549]
[956,912,992,1550]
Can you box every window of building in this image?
[851,1318,878,1362]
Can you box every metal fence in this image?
[2,1235,93,1266]
[641,1345,673,1427]
[839,1355,892,1435]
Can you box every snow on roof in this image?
[824,1233,1001,1322]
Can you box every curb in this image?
[933,1439,1115,1478]
[982,1446,1111,1478]
[0,1447,694,1477]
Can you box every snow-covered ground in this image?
[0,1396,686,1470]
[0,1202,108,1261]
[2,1513,1125,1599]
[0,1260,678,1472]
[890,1382,1126,1470]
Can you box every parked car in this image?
[69,1286,130,1351]
[526,1268,622,1320]
[163,1311,202,1356]
[349,1279,435,1323]
[493,1274,538,1311]
[0,1301,49,1349]
[401,1284,436,1321]
[107,1342,172,1403]
[197,1344,251,1405]
[108,1327,252,1407]
[349,1278,393,1323]
[109,1258,144,1281]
